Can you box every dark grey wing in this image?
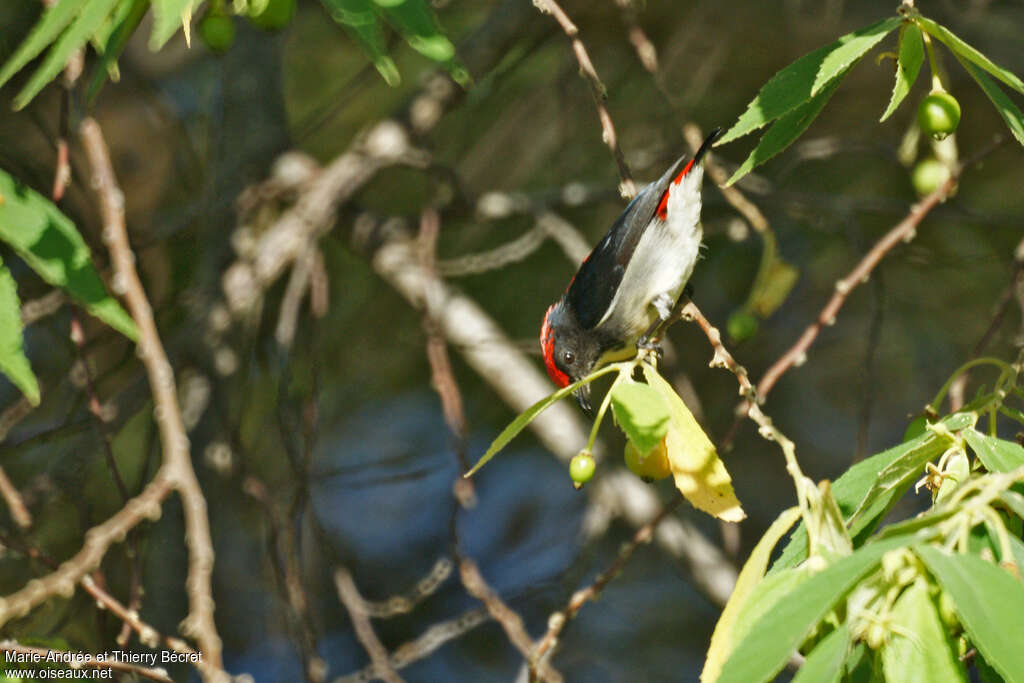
[566,156,687,330]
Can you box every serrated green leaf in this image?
[717,16,900,146]
[149,0,194,50]
[718,536,910,683]
[770,412,976,574]
[610,380,670,456]
[724,76,843,187]
[918,17,1024,97]
[811,16,902,96]
[917,546,1024,683]
[0,0,88,91]
[321,0,401,86]
[0,257,40,405]
[964,429,1024,474]
[464,363,620,477]
[881,578,967,683]
[642,364,744,521]
[0,169,137,341]
[792,622,850,683]
[12,0,122,110]
[87,0,149,102]
[703,506,801,683]
[957,57,1024,148]
[881,22,924,122]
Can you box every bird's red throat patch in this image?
[541,305,570,388]
[654,158,696,220]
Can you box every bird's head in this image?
[540,298,604,413]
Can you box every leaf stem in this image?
[921,29,945,92]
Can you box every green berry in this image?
[918,91,961,140]
[248,0,296,31]
[727,310,759,343]
[198,11,236,53]
[569,451,596,488]
[911,157,951,197]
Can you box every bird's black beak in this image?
[574,384,593,416]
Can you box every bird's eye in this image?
[563,351,575,365]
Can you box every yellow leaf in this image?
[643,364,745,522]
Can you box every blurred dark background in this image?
[0,0,1022,680]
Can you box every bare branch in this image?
[0,466,31,528]
[334,568,405,683]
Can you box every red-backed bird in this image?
[540,128,722,411]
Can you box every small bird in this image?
[540,128,722,411]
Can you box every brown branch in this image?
[79,117,226,680]
[754,137,1005,404]
[0,640,173,682]
[334,568,405,683]
[534,0,636,197]
[0,466,31,528]
[530,496,682,676]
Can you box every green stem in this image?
[585,364,630,452]
[921,29,944,92]
[929,357,1014,412]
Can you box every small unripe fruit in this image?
[248,0,296,31]
[911,157,951,197]
[727,310,759,343]
[624,438,671,482]
[918,91,961,140]
[937,590,960,632]
[569,451,596,488]
[199,11,235,53]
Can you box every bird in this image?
[540,128,722,411]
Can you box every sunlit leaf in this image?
[717,16,901,145]
[918,17,1024,97]
[464,363,620,477]
[957,57,1024,148]
[724,77,843,186]
[321,0,401,86]
[0,169,137,341]
[718,536,910,683]
[0,257,40,405]
[964,429,1024,473]
[642,364,744,521]
[610,380,670,457]
[149,0,195,50]
[13,0,122,110]
[882,578,967,682]
[880,22,924,122]
[0,0,88,91]
[792,622,850,683]
[702,506,801,683]
[917,546,1024,683]
[87,0,149,101]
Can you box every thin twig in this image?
[80,117,226,680]
[533,0,636,197]
[333,568,404,683]
[529,496,682,676]
[0,466,31,528]
[0,640,173,682]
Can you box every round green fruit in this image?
[199,11,236,53]
[569,451,596,488]
[624,439,671,482]
[918,91,961,140]
[248,0,297,31]
[911,157,951,197]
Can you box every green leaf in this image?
[320,0,401,86]
[918,17,1024,97]
[770,412,975,574]
[880,22,924,122]
[717,16,901,145]
[12,0,122,110]
[703,506,802,683]
[0,257,40,405]
[718,536,910,683]
[964,430,1024,474]
[373,0,469,86]
[917,546,1024,683]
[0,0,88,91]
[724,76,843,187]
[749,256,799,318]
[0,169,137,341]
[881,578,968,682]
[999,490,1024,519]
[610,380,670,456]
[464,363,620,477]
[957,57,1024,148]
[149,0,194,51]
[87,0,149,102]
[792,623,850,683]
